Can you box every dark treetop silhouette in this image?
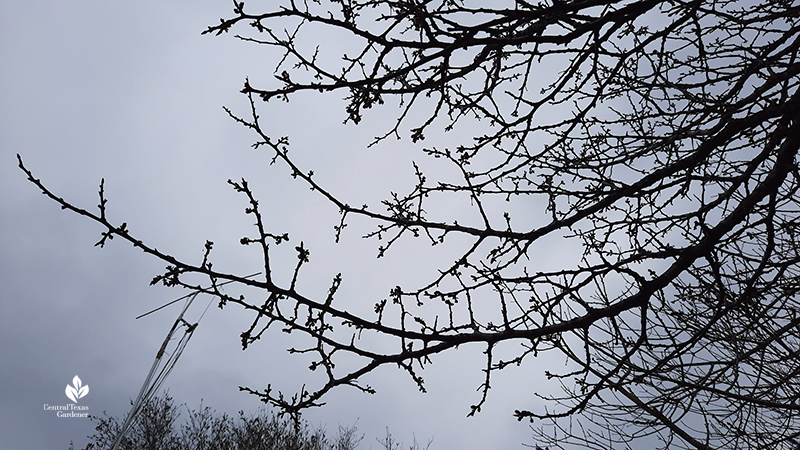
[19,0,800,449]
[71,392,366,450]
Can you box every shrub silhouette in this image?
[69,393,362,450]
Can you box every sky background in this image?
[0,1,566,449]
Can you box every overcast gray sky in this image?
[0,1,569,449]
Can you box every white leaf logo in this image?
[66,376,89,403]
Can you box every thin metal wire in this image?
[110,292,198,450]
[110,271,263,450]
[135,272,261,320]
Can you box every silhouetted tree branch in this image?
[24,0,800,448]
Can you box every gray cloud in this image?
[1,1,545,449]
